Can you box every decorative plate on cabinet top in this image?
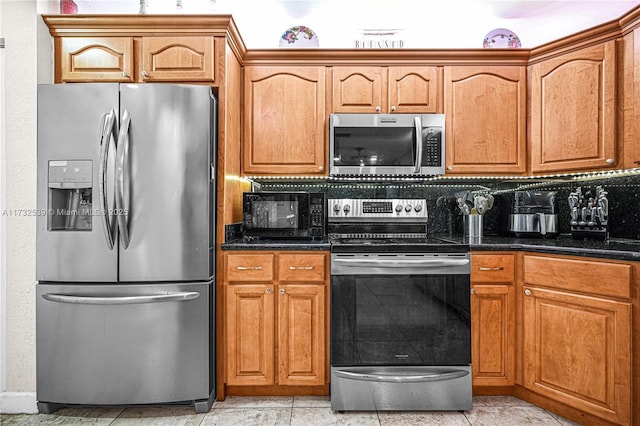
[279,25,319,48]
[483,28,521,48]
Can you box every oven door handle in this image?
[333,258,469,268]
[334,369,469,383]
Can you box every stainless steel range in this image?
[329,198,472,411]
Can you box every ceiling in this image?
[51,0,640,48]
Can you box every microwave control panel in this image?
[422,127,442,167]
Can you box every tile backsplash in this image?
[252,173,640,240]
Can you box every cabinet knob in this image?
[318,166,324,171]
[470,288,475,295]
[524,288,532,296]
[447,166,453,171]
[390,106,397,112]
[141,71,149,78]
[266,288,272,294]
[606,158,615,165]
[375,106,381,112]
[122,71,129,78]
[279,288,285,294]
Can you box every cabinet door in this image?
[277,284,325,386]
[530,41,616,173]
[243,66,326,175]
[444,66,526,174]
[140,36,214,81]
[622,28,640,169]
[226,284,275,386]
[332,67,384,113]
[471,285,515,387]
[388,66,439,113]
[522,286,631,425]
[60,37,134,82]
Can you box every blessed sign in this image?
[355,30,405,48]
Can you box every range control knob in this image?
[343,204,351,214]
[405,205,413,212]
[414,204,423,212]
[395,204,403,213]
[333,204,341,213]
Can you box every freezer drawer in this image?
[36,281,213,407]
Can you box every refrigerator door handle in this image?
[41,291,200,305]
[99,109,117,250]
[115,108,132,249]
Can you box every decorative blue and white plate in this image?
[279,25,319,48]
[483,28,521,48]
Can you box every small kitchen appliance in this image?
[508,191,559,238]
[329,113,446,177]
[242,191,326,240]
[329,198,471,411]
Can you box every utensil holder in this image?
[464,215,483,242]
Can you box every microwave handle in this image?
[414,116,423,174]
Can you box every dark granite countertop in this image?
[221,237,331,251]
[222,234,639,261]
[437,234,640,262]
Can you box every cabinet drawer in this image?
[278,254,326,282]
[523,255,632,299]
[226,254,274,282]
[472,254,515,283]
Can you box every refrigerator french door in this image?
[36,83,216,413]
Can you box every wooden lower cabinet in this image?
[224,251,328,391]
[471,253,515,388]
[521,255,633,425]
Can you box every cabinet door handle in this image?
[236,266,263,271]
[289,266,314,270]
[266,288,272,294]
[524,288,532,296]
[634,160,640,165]
[478,267,504,271]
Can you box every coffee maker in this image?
[509,191,559,238]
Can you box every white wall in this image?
[0,0,52,414]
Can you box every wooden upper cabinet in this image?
[60,37,134,82]
[622,28,640,169]
[388,67,439,113]
[332,67,384,112]
[444,66,526,175]
[332,66,440,113]
[243,66,326,175]
[140,36,214,82]
[529,41,617,173]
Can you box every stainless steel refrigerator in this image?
[36,83,216,414]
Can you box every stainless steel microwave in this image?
[329,113,445,177]
[243,192,326,240]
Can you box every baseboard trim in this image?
[0,392,38,414]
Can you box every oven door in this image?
[330,252,471,411]
[330,253,471,367]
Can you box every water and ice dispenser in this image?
[47,160,93,231]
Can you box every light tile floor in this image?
[1,396,581,425]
